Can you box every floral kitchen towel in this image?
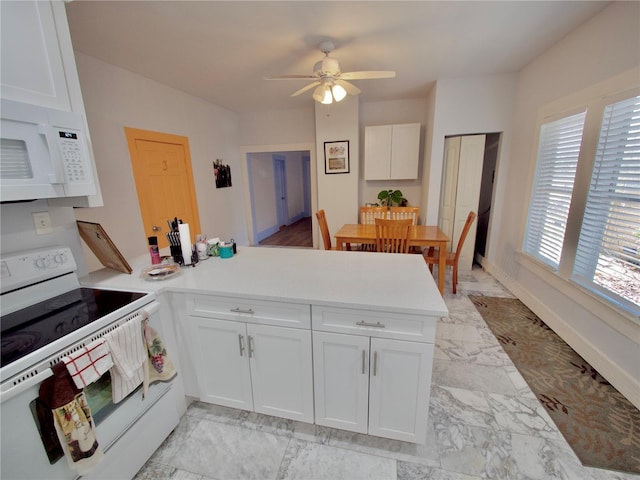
[143,320,177,388]
[39,362,104,475]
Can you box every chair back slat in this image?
[374,218,412,253]
[316,210,332,250]
[389,206,419,225]
[360,206,387,224]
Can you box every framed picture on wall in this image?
[324,140,350,174]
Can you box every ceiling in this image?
[65,1,610,114]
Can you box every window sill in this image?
[516,251,640,341]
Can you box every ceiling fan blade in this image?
[291,81,321,97]
[340,71,396,80]
[264,75,317,80]
[335,79,361,96]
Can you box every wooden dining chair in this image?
[374,218,413,253]
[315,209,334,250]
[360,206,388,224]
[389,206,419,225]
[423,211,477,294]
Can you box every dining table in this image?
[334,224,450,295]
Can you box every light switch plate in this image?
[33,211,53,235]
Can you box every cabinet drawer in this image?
[187,294,311,329]
[311,306,435,343]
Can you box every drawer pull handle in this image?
[231,308,254,314]
[361,349,365,374]
[238,334,245,356]
[248,335,255,358]
[373,351,378,376]
[356,321,385,328]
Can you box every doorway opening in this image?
[438,132,501,270]
[240,144,317,249]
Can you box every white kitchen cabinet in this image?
[364,123,421,180]
[1,0,103,207]
[185,294,314,423]
[312,305,436,444]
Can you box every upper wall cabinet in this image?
[364,123,420,180]
[1,0,103,206]
[1,1,71,110]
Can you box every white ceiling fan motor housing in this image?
[314,56,341,78]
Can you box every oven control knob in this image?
[34,257,50,269]
[54,252,67,265]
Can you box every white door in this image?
[312,331,369,433]
[188,317,253,410]
[453,135,485,270]
[248,324,314,423]
[368,338,433,444]
[439,136,461,244]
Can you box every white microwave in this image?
[0,99,96,202]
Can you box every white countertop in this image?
[81,247,448,317]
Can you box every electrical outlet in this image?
[33,211,53,235]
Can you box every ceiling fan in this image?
[265,40,396,104]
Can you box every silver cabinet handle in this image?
[248,335,255,358]
[373,351,378,376]
[356,321,385,328]
[238,334,245,356]
[361,349,365,374]
[230,308,254,315]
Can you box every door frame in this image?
[273,155,288,228]
[240,143,318,248]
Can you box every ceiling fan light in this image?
[312,85,326,103]
[320,85,333,104]
[332,84,347,102]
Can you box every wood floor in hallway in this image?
[258,217,313,248]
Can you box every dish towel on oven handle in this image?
[104,316,146,403]
[62,338,113,389]
[143,315,177,391]
[39,362,104,475]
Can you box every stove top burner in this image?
[1,288,146,368]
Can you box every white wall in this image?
[239,108,315,146]
[315,96,360,240]
[247,152,277,234]
[73,54,246,271]
[359,98,430,215]
[423,74,518,227]
[487,1,640,407]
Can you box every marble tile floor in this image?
[134,266,639,480]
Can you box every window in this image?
[523,111,586,268]
[573,96,640,308]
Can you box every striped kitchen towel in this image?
[103,316,146,403]
[63,338,113,389]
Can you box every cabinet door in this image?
[364,125,392,180]
[368,338,433,443]
[248,324,314,423]
[312,331,369,433]
[390,123,420,179]
[0,1,71,110]
[187,316,253,410]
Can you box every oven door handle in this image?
[0,368,53,404]
[142,301,160,317]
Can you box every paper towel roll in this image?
[179,223,192,265]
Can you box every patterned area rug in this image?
[469,295,640,475]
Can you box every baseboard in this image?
[482,259,640,410]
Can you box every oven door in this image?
[0,304,178,480]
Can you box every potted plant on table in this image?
[377,189,407,208]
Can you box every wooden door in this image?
[125,127,201,249]
[368,338,432,443]
[312,331,369,433]
[187,317,254,410]
[247,324,314,423]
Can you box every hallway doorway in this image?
[240,143,318,249]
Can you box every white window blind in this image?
[573,95,640,307]
[523,111,586,268]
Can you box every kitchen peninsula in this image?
[81,247,447,444]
